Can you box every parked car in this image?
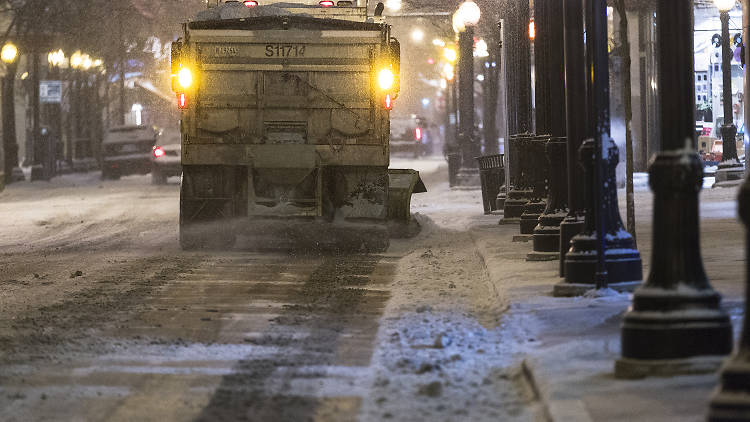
[151,131,182,185]
[101,125,160,180]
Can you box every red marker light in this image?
[178,93,188,109]
[415,127,422,141]
[319,0,334,6]
[243,0,258,6]
[153,146,166,158]
[384,94,393,110]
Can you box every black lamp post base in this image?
[714,163,745,188]
[620,287,732,362]
[552,279,639,297]
[527,251,559,261]
[563,233,643,285]
[559,215,585,277]
[503,189,532,219]
[531,212,567,252]
[708,359,750,421]
[615,355,726,380]
[520,200,546,234]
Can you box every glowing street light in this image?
[70,51,83,69]
[47,49,65,68]
[411,28,425,43]
[82,54,92,70]
[443,46,457,63]
[384,0,401,12]
[432,39,446,47]
[452,0,481,186]
[714,0,735,11]
[452,12,465,33]
[443,63,455,81]
[1,43,18,64]
[456,0,480,28]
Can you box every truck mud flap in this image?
[387,169,427,238]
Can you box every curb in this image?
[521,359,594,422]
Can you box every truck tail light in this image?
[319,0,334,6]
[384,94,393,110]
[178,93,188,109]
[243,0,258,6]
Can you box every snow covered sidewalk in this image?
[470,183,746,422]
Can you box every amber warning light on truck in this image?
[175,66,193,109]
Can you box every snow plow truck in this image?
[171,0,425,250]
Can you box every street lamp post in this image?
[615,0,732,378]
[527,0,569,258]
[558,0,587,276]
[453,0,481,187]
[500,0,533,222]
[443,47,460,186]
[554,0,642,296]
[1,42,22,184]
[714,0,744,187]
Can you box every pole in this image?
[715,9,744,185]
[456,26,480,186]
[2,61,20,184]
[721,10,735,147]
[617,0,732,376]
[30,49,46,181]
[119,20,126,126]
[559,0,587,276]
[587,0,608,289]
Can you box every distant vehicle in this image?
[390,115,430,158]
[101,125,160,180]
[151,132,182,185]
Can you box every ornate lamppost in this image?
[558,0,587,276]
[1,42,22,184]
[615,0,732,378]
[500,0,533,222]
[453,0,481,187]
[528,0,569,260]
[554,0,642,296]
[714,0,744,187]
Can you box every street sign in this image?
[40,80,62,104]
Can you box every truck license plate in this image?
[265,44,306,58]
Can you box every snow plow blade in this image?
[387,169,426,238]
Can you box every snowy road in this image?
[0,159,542,422]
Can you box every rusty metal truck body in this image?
[172,1,424,250]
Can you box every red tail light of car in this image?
[153,146,166,158]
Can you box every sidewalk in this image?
[470,184,746,421]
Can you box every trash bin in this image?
[476,153,505,214]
